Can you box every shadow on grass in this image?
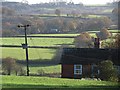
[2,84,119,90]
[17,59,59,67]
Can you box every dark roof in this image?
[61,48,120,65]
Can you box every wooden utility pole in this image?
[18,24,30,76]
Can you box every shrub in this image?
[2,57,25,76]
[99,60,118,82]
[14,64,26,76]
[2,57,16,75]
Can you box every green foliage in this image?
[101,33,120,48]
[99,60,118,82]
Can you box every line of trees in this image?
[1,7,113,36]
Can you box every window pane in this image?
[74,65,82,75]
[76,65,81,69]
[76,70,80,74]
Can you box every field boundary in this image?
[0,45,60,49]
[1,36,75,38]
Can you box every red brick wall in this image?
[61,64,92,78]
[61,64,74,78]
[82,64,91,77]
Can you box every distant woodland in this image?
[0,1,118,36]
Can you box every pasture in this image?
[29,64,61,74]
[1,37,74,60]
[1,31,119,74]
[1,30,119,60]
[1,30,120,89]
[1,48,56,60]
[1,38,74,46]
[1,34,76,75]
[2,75,119,89]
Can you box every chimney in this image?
[94,38,100,48]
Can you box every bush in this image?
[2,57,16,75]
[99,60,118,82]
[14,64,26,76]
[2,57,25,76]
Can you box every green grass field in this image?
[88,15,102,18]
[1,31,119,73]
[28,33,80,36]
[0,34,76,60]
[1,48,56,60]
[2,75,119,88]
[1,37,74,60]
[1,38,74,46]
[1,31,120,89]
[102,9,113,13]
[1,30,118,60]
[30,65,61,74]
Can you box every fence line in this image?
[0,45,61,49]
[1,36,75,38]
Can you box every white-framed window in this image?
[74,64,82,75]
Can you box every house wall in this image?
[82,64,91,77]
[61,64,92,79]
[61,64,74,78]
